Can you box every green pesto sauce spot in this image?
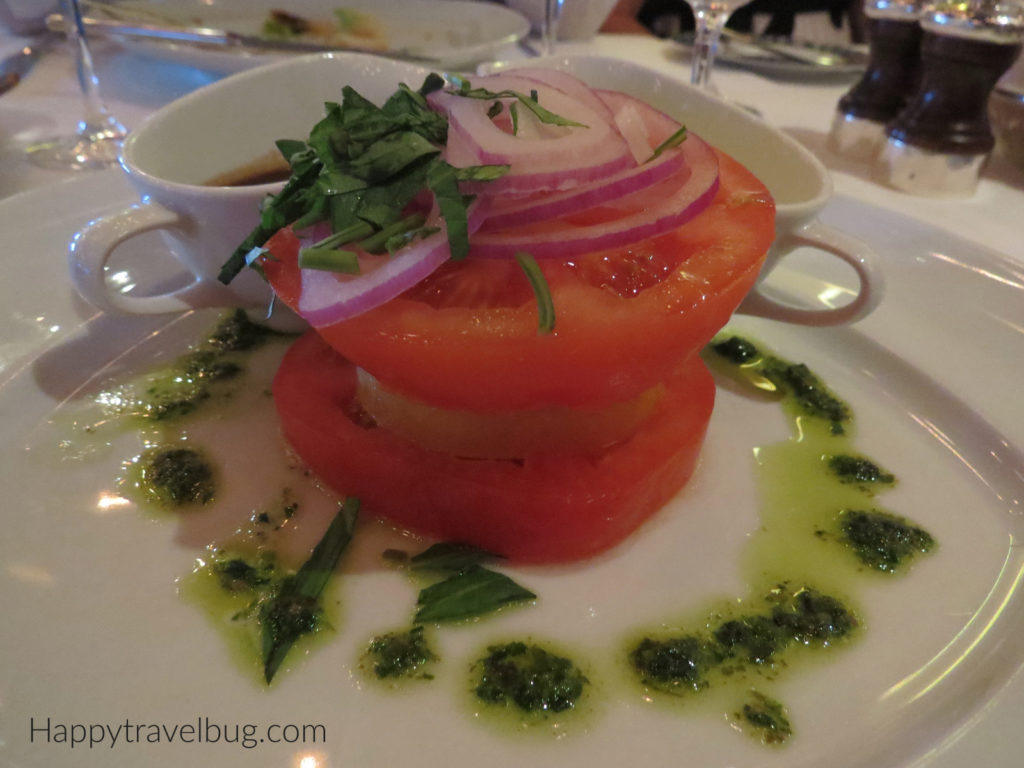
[738,691,792,745]
[138,446,216,508]
[827,454,895,488]
[140,373,211,421]
[180,349,243,383]
[214,554,275,592]
[762,360,850,434]
[366,626,436,680]
[711,335,760,364]
[629,635,722,694]
[709,335,851,434]
[840,509,935,572]
[206,309,275,352]
[475,642,588,714]
[259,579,322,650]
[630,586,857,698]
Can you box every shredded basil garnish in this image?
[515,251,556,334]
[297,247,360,274]
[648,126,688,162]
[453,80,587,129]
[219,75,509,284]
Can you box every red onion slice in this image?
[431,74,634,195]
[595,89,684,147]
[481,147,688,231]
[297,201,485,327]
[467,133,719,260]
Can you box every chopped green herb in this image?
[358,212,427,254]
[648,125,687,162]
[414,565,535,623]
[515,251,555,334]
[839,509,935,572]
[262,498,359,683]
[474,641,587,713]
[219,77,508,285]
[453,80,587,128]
[297,247,360,273]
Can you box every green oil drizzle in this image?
[615,334,938,743]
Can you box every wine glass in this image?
[26,0,127,170]
[686,0,753,90]
[543,0,564,54]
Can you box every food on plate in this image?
[263,8,388,51]
[220,68,775,562]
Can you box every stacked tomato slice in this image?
[265,71,775,563]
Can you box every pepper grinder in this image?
[828,0,923,160]
[879,0,1024,196]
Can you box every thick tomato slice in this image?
[261,148,773,411]
[273,331,716,563]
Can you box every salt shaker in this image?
[879,0,1024,196]
[829,0,924,159]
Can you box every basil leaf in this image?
[427,159,471,261]
[455,82,586,128]
[414,565,535,623]
[349,131,440,183]
[262,497,359,683]
[409,542,493,574]
[417,72,446,97]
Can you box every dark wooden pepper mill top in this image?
[838,8,923,124]
[886,2,1024,155]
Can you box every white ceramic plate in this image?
[91,0,530,71]
[2,96,1024,768]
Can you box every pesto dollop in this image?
[827,454,896,488]
[839,509,935,572]
[630,585,857,695]
[137,445,216,508]
[629,634,722,693]
[475,641,587,714]
[710,336,851,434]
[366,626,436,680]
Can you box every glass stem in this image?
[61,0,124,139]
[543,0,563,55]
[690,6,732,90]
